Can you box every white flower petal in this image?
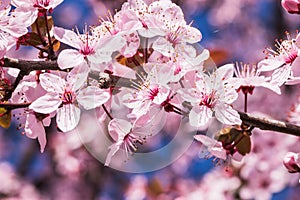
[24,113,47,153]
[224,85,238,104]
[54,26,82,49]
[270,65,292,86]
[194,135,217,147]
[216,64,234,81]
[189,106,212,127]
[192,49,210,65]
[183,26,202,43]
[152,37,174,57]
[215,104,242,125]
[77,86,110,110]
[40,73,65,94]
[56,104,81,132]
[105,142,122,166]
[108,118,132,141]
[57,49,85,69]
[29,94,61,114]
[258,59,285,72]
[67,63,90,91]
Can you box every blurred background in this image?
[2,0,300,199]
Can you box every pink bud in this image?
[281,0,300,14]
[283,152,300,173]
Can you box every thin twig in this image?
[43,13,56,60]
[5,70,29,100]
[102,104,113,120]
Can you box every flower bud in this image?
[283,152,300,173]
[281,0,300,14]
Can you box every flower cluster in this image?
[0,0,295,167]
[0,0,300,194]
[0,0,300,199]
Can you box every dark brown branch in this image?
[5,71,28,101]
[2,57,60,73]
[1,58,300,136]
[3,57,136,88]
[239,112,300,137]
[0,103,31,110]
[2,58,60,101]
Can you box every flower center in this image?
[80,45,94,56]
[174,64,182,75]
[237,85,255,95]
[62,90,75,104]
[266,36,299,64]
[148,87,159,100]
[199,92,216,108]
[166,26,183,46]
[285,50,298,64]
[122,133,143,155]
[79,32,95,56]
[34,0,50,8]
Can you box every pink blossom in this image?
[258,32,300,86]
[240,165,290,200]
[54,26,126,69]
[12,0,64,23]
[11,71,53,152]
[29,64,110,132]
[95,10,142,58]
[122,64,172,118]
[0,4,31,58]
[176,168,241,200]
[282,0,300,14]
[178,64,241,127]
[120,0,165,38]
[105,118,146,166]
[283,152,300,173]
[150,0,202,57]
[228,62,281,95]
[194,134,227,161]
[239,127,297,199]
[194,134,243,163]
[105,103,168,166]
[24,111,52,153]
[171,48,210,82]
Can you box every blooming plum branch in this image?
[0,0,300,189]
[1,57,300,135]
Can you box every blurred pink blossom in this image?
[282,0,300,14]
[283,152,300,173]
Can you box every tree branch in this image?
[2,57,60,73]
[0,103,31,109]
[239,112,300,137]
[1,58,300,136]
